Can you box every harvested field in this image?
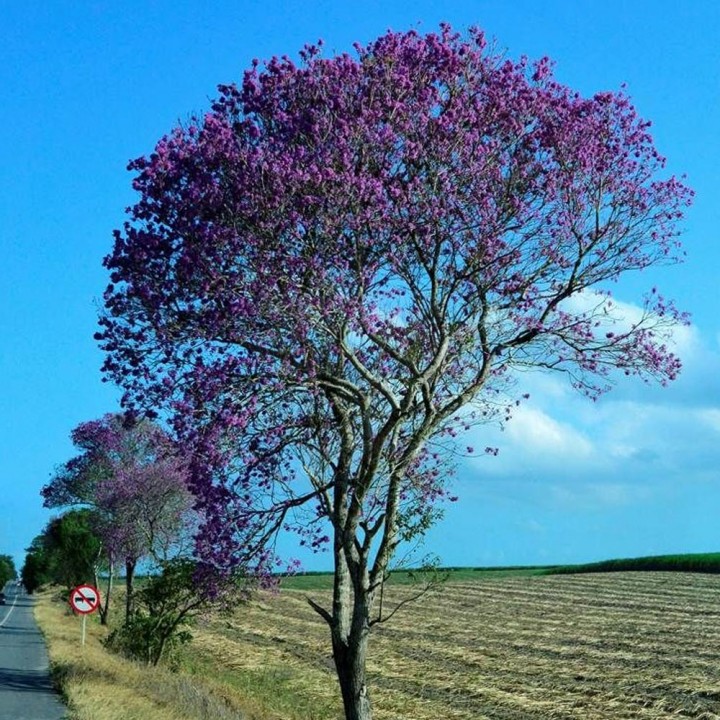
[191,572,720,719]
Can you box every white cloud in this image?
[562,289,697,359]
[505,405,593,459]
[548,482,654,510]
[455,300,720,528]
[516,518,545,533]
[461,364,720,505]
[698,408,720,434]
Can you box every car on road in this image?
[0,592,6,605]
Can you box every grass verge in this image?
[33,588,248,720]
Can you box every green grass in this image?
[279,554,720,590]
[547,552,720,575]
[181,646,339,720]
[279,565,553,590]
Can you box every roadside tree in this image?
[97,26,691,720]
[42,414,193,622]
[21,511,101,593]
[105,557,244,666]
[21,546,50,594]
[45,509,102,591]
[0,554,16,588]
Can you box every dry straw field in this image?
[188,571,720,720]
[37,571,720,719]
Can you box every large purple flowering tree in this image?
[98,26,691,720]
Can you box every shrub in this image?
[105,559,202,666]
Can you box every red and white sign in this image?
[69,584,100,615]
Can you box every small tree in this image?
[105,558,243,666]
[20,511,101,594]
[43,414,193,623]
[45,510,102,591]
[98,26,691,720]
[0,554,17,588]
[21,547,50,594]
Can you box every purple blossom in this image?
[43,414,194,566]
[96,25,691,718]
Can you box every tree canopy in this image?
[43,414,192,564]
[43,413,194,620]
[97,25,691,720]
[21,510,100,592]
[0,554,16,588]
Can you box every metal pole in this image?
[82,614,86,646]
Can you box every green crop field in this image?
[548,552,720,575]
[278,552,720,592]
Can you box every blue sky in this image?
[1,1,718,571]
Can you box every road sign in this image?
[69,584,100,615]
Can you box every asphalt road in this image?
[0,582,67,720]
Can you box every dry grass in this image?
[195,572,720,720]
[33,588,246,720]
[35,572,720,719]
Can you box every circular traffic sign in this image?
[69,584,101,615]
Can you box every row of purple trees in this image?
[92,25,691,720]
[42,414,195,624]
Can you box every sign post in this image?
[69,584,100,646]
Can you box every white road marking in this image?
[0,590,19,628]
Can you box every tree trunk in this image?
[101,559,114,625]
[96,559,114,625]
[328,550,374,720]
[125,557,136,622]
[332,625,372,720]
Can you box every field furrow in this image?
[196,572,720,719]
